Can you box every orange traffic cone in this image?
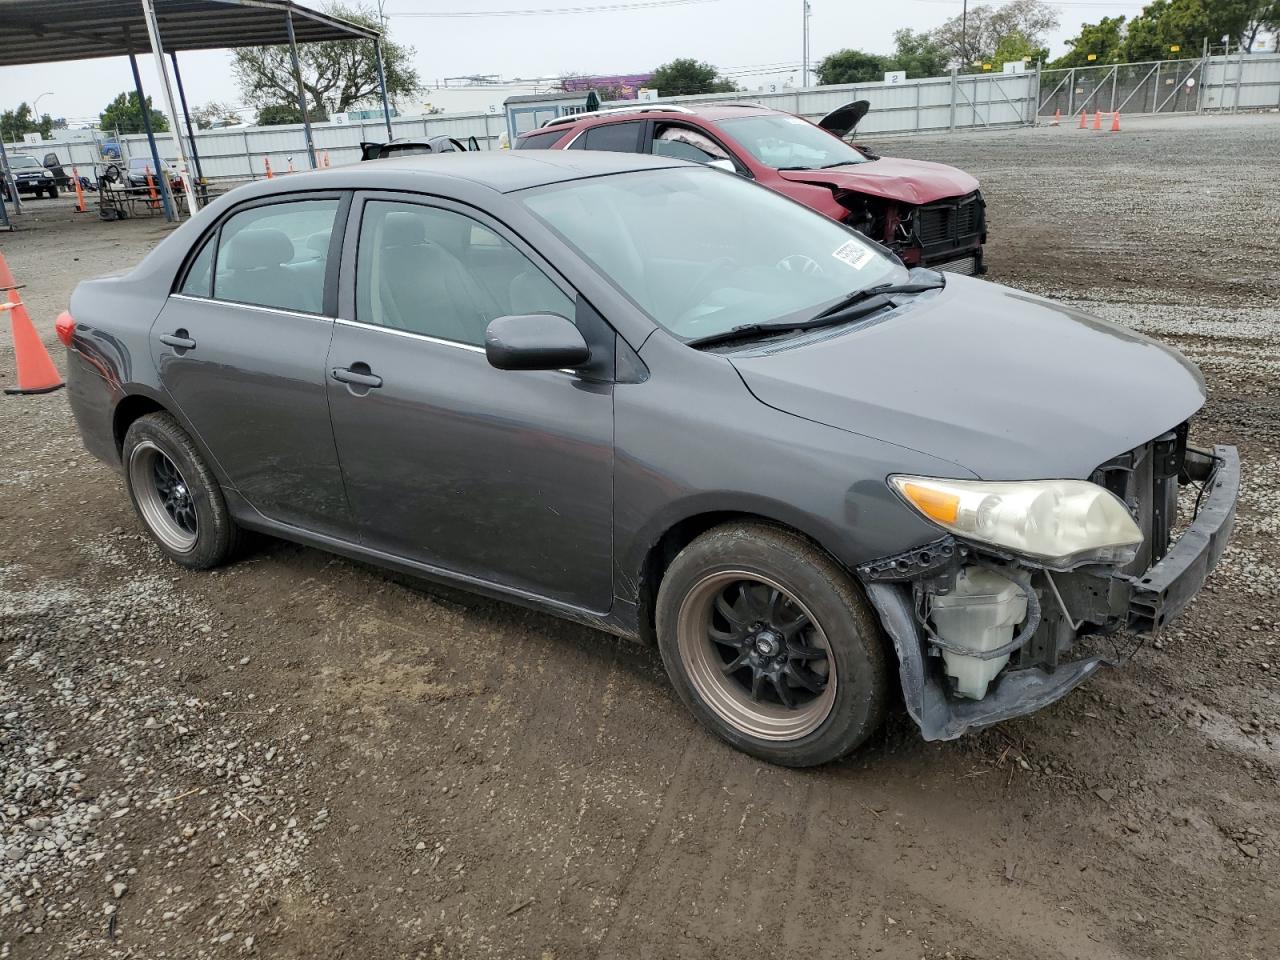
[264,156,274,179]
[1110,110,1121,132]
[322,150,331,168]
[1051,109,1061,126]
[1092,110,1102,130]
[0,253,64,395]
[1078,109,1087,129]
[71,166,87,213]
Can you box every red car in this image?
[516,101,986,275]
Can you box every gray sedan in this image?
[61,151,1238,766]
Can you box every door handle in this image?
[331,366,383,389]
[159,330,196,350]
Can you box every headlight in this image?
[889,475,1143,568]
[41,171,52,178]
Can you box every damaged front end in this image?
[857,431,1239,741]
[840,190,987,276]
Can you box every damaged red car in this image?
[516,100,987,275]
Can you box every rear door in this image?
[325,193,615,610]
[153,192,355,538]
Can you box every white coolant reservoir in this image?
[930,567,1028,700]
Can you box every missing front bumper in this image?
[860,443,1240,742]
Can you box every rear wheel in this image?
[122,412,241,569]
[656,522,888,767]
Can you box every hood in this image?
[776,156,980,206]
[730,276,1206,480]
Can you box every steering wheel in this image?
[101,164,124,189]
[776,254,825,277]
[677,256,738,315]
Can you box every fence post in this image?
[949,67,957,132]
[1233,47,1245,113]
[1153,61,1160,112]
[1110,66,1118,112]
[1197,38,1208,112]
[1067,67,1075,117]
[1032,60,1041,124]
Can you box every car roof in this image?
[233,150,689,199]
[520,102,775,140]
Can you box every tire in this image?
[121,412,241,570]
[47,185,59,199]
[656,522,888,767]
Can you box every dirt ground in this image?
[1,113,1277,960]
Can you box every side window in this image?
[514,129,566,150]
[212,199,339,314]
[580,121,643,153]
[650,123,731,165]
[180,235,215,297]
[355,200,574,347]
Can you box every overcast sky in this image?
[2,0,1148,126]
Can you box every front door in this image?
[326,195,614,611]
[154,193,353,537]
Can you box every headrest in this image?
[305,231,330,255]
[224,228,294,270]
[382,211,426,247]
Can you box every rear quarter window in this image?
[515,129,568,150]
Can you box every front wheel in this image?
[122,412,241,569]
[656,522,888,767]
[47,185,59,198]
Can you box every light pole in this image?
[801,0,811,88]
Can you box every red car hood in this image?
[775,156,979,205]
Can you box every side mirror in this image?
[484,313,590,371]
[706,158,736,173]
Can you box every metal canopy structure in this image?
[0,0,378,66]
[0,0,391,222]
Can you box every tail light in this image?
[55,310,76,347]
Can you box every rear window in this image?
[515,129,567,150]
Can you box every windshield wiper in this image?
[685,276,945,350]
[809,277,944,322]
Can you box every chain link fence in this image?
[1039,53,1280,119]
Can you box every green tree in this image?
[932,0,1059,68]
[254,103,328,125]
[99,91,168,134]
[1051,15,1129,67]
[888,28,949,77]
[648,58,737,95]
[232,3,418,118]
[190,100,242,129]
[991,30,1049,70]
[815,49,894,85]
[1116,0,1272,60]
[0,102,54,142]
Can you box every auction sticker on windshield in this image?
[832,240,874,270]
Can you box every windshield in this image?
[519,168,901,341]
[10,155,41,169]
[716,114,870,170]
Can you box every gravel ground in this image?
[1,112,1277,960]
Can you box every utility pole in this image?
[961,0,968,67]
[802,0,811,87]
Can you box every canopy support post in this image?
[128,49,176,222]
[285,10,318,169]
[139,0,198,218]
[375,37,393,140]
[170,51,206,204]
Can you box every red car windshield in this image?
[715,114,870,170]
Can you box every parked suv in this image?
[517,102,987,275]
[1,153,59,199]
